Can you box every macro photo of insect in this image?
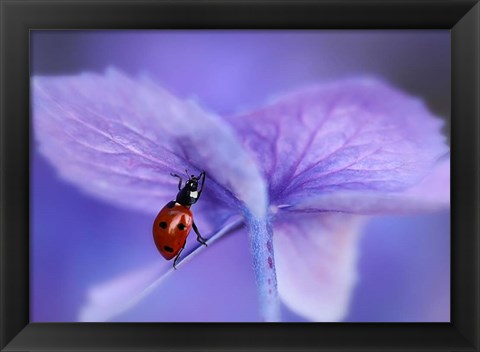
[31,30,450,322]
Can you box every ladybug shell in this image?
[152,201,193,260]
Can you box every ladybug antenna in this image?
[184,169,189,178]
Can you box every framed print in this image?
[1,0,479,351]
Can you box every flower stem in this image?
[245,212,281,322]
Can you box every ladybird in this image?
[152,170,207,269]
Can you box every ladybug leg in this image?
[192,221,208,247]
[170,173,183,191]
[197,171,206,199]
[173,241,187,270]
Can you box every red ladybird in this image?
[152,170,207,268]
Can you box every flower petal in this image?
[32,69,267,219]
[78,261,164,322]
[274,213,364,321]
[290,157,449,214]
[403,156,449,205]
[230,79,449,211]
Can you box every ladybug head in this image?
[184,170,201,191]
[186,176,198,191]
[174,170,205,206]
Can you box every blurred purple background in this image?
[31,30,450,322]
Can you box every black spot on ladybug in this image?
[267,256,273,269]
[166,201,175,208]
[159,221,167,229]
[177,223,186,230]
[164,246,174,253]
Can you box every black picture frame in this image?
[1,0,479,351]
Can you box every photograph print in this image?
[31,30,450,322]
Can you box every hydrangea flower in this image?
[32,69,450,322]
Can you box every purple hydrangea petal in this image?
[273,213,365,321]
[402,157,449,206]
[290,157,450,214]
[230,79,449,211]
[79,261,164,322]
[32,69,268,222]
